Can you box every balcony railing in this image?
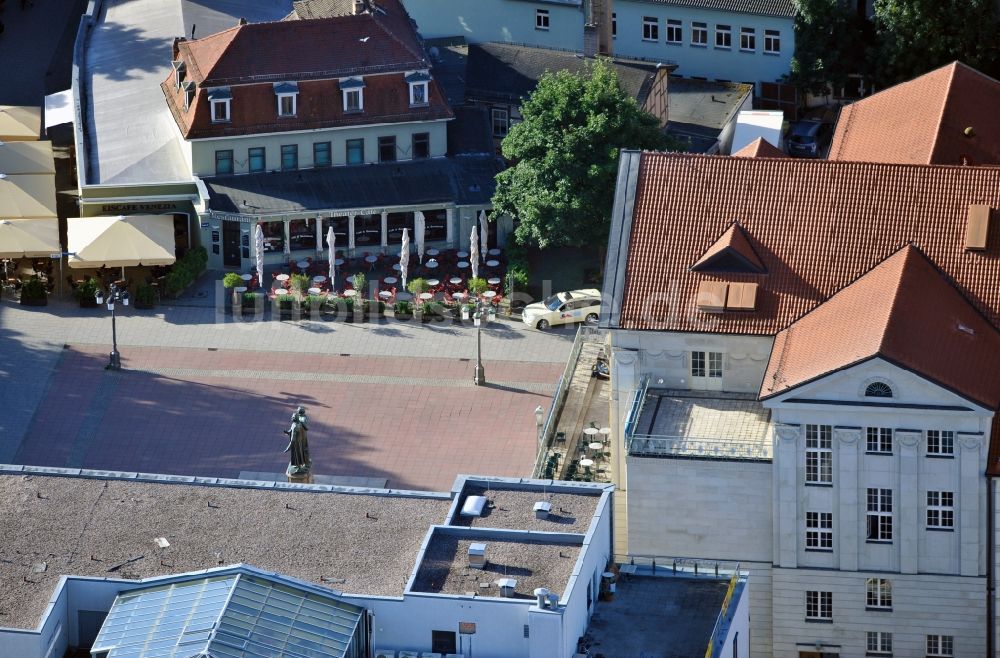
[626,434,771,461]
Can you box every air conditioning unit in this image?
[468,543,487,569]
[461,495,487,517]
[497,577,517,597]
[533,501,552,519]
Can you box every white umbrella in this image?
[470,226,480,280]
[326,225,335,279]
[478,210,488,258]
[414,211,425,264]
[400,227,409,290]
[254,224,264,287]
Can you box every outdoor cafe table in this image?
[457,251,469,258]
[600,427,612,436]
[275,274,290,282]
[334,258,345,266]
[392,263,402,272]
[240,273,252,281]
[579,459,595,468]
[296,260,310,270]
[589,442,604,453]
[313,275,327,283]
[488,248,502,256]
[234,286,247,294]
[378,290,392,299]
[274,289,289,296]
[426,261,438,269]
[365,255,378,268]
[308,287,322,295]
[426,278,440,286]
[486,259,500,267]
[419,292,433,301]
[584,427,600,437]
[449,277,462,285]
[482,290,497,299]
[452,292,467,300]
[487,277,501,285]
[426,248,440,256]
[342,289,358,297]
[457,261,469,269]
[396,291,414,301]
[384,276,398,284]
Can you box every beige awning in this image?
[67,215,177,268]
[0,218,60,258]
[0,141,55,175]
[0,173,57,219]
[0,106,41,141]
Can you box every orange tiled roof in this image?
[732,137,786,158]
[608,151,1000,335]
[828,61,1000,165]
[691,222,765,273]
[760,245,1000,409]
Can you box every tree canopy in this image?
[491,59,674,250]
[787,0,873,95]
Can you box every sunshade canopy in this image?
[67,215,176,268]
[0,141,55,175]
[0,218,60,258]
[0,106,41,141]
[0,173,57,219]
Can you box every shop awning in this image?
[0,106,41,141]
[0,218,60,258]
[0,173,57,218]
[67,215,176,268]
[0,141,55,175]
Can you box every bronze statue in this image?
[284,406,311,476]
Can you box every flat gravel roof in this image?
[451,484,600,534]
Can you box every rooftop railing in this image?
[627,434,771,461]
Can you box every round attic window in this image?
[864,381,893,398]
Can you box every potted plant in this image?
[74,277,100,308]
[462,302,475,320]
[222,272,243,289]
[242,291,263,318]
[419,301,436,323]
[18,277,48,306]
[351,272,367,297]
[133,283,156,309]
[467,277,489,297]
[290,273,310,295]
[393,299,413,321]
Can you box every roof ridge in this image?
[926,62,961,164]
[369,2,425,65]
[650,149,1000,173]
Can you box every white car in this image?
[522,289,602,330]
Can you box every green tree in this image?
[491,59,675,250]
[873,0,1000,86]
[787,0,874,96]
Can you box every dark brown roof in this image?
[828,61,1000,166]
[604,152,1000,335]
[732,137,786,158]
[761,245,1000,409]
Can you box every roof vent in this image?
[957,323,976,336]
[461,495,488,517]
[468,543,487,569]
[533,587,550,607]
[497,578,517,597]
[695,281,728,313]
[533,501,552,519]
[965,204,991,251]
[724,282,758,311]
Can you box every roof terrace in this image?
[625,387,772,461]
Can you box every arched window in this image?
[865,382,893,398]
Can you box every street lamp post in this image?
[534,405,545,447]
[473,300,487,385]
[96,282,129,370]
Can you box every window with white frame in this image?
[642,16,658,41]
[491,108,509,138]
[739,26,756,51]
[865,577,892,609]
[173,61,186,89]
[926,491,954,529]
[666,19,682,44]
[341,78,365,112]
[612,12,616,37]
[866,488,893,542]
[866,427,892,454]
[805,512,832,550]
[410,81,428,105]
[183,82,196,110]
[535,8,549,30]
[691,21,708,46]
[805,424,833,484]
[926,634,954,656]
[691,351,722,379]
[278,93,296,117]
[866,631,892,656]
[715,24,732,49]
[764,29,781,54]
[805,590,832,620]
[211,99,230,122]
[927,430,954,456]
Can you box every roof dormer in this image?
[273,81,299,118]
[339,77,365,113]
[182,81,196,111]
[691,222,766,274]
[172,61,186,90]
[405,70,431,107]
[207,87,231,123]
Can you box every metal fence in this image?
[627,435,771,461]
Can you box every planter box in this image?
[19,296,47,306]
[78,298,98,308]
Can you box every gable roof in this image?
[732,137,786,158]
[176,10,425,87]
[464,43,667,107]
[602,152,1000,335]
[761,245,1000,409]
[828,61,1000,165]
[691,222,766,273]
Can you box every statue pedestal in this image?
[286,467,313,484]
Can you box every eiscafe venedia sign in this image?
[100,202,181,213]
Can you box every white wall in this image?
[771,568,986,657]
[404,0,584,48]
[714,578,750,658]
[560,492,613,655]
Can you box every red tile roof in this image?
[760,245,1000,409]
[610,152,1000,335]
[691,222,765,273]
[732,137,786,158]
[828,61,1000,165]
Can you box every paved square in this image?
[1,298,576,490]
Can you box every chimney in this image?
[594,0,613,57]
[171,37,186,60]
[238,17,247,25]
[353,0,367,14]
[468,543,487,570]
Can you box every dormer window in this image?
[273,82,299,118]
[207,87,231,123]
[405,71,431,107]
[182,81,196,111]
[340,77,365,113]
[172,61,186,90]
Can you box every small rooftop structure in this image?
[732,136,787,158]
[450,482,601,533]
[666,77,753,153]
[627,389,772,460]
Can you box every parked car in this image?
[786,119,832,158]
[522,289,602,330]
